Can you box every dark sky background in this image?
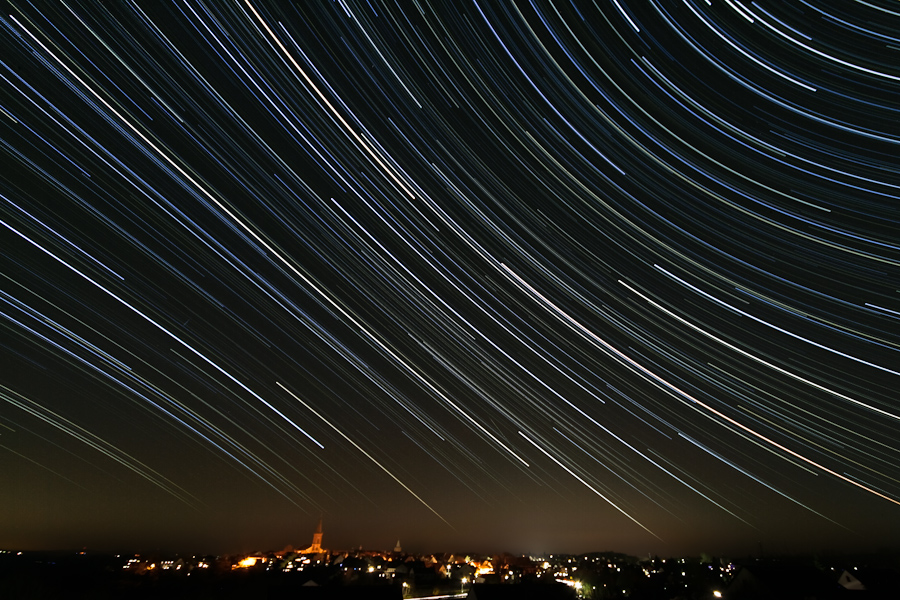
[1,1,899,558]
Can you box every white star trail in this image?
[1,0,897,553]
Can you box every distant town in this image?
[2,521,898,598]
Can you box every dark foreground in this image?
[3,550,900,599]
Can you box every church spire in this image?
[303,515,324,554]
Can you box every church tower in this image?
[308,516,323,553]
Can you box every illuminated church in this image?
[300,516,324,554]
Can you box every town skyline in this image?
[4,538,898,600]
[7,514,895,560]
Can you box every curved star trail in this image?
[1,1,898,554]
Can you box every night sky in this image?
[1,1,899,558]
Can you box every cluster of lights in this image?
[235,557,261,569]
[282,555,316,573]
[122,554,212,573]
[1,547,754,598]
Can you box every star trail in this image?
[1,1,898,556]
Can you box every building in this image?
[838,567,900,598]
[301,516,325,554]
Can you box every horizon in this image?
[2,1,899,558]
[7,543,900,562]
[6,513,897,560]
